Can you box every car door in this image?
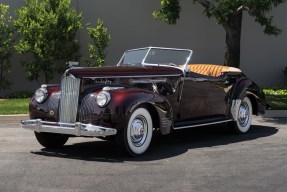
[178,72,229,121]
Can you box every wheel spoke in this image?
[238,101,250,127]
[130,115,148,147]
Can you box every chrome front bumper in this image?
[21,119,117,137]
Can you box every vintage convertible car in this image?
[21,47,266,156]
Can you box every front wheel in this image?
[117,107,153,156]
[34,132,69,148]
[230,97,253,134]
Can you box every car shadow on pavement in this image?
[31,124,278,162]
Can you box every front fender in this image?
[30,86,174,134]
[107,88,173,132]
[29,84,61,121]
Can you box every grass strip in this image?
[0,98,30,115]
[265,95,287,110]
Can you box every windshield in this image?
[118,47,192,67]
[122,48,149,65]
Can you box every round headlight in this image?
[35,88,48,103]
[96,91,111,107]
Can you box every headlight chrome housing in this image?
[35,88,48,104]
[96,91,111,107]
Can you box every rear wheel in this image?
[117,107,153,156]
[34,132,69,148]
[230,96,253,134]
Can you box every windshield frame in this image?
[117,47,193,70]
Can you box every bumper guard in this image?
[21,119,117,137]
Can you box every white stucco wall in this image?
[1,0,286,96]
[241,3,287,87]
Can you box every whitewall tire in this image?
[231,96,253,134]
[117,107,153,156]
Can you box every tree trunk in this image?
[224,12,243,68]
[44,71,50,84]
[0,61,3,84]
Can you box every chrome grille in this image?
[78,94,96,124]
[59,75,81,123]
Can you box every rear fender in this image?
[230,77,265,115]
[231,77,252,101]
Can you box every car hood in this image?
[65,65,183,78]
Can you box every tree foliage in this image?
[14,0,82,83]
[153,0,286,67]
[0,4,14,90]
[85,19,111,67]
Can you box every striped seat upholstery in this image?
[187,64,241,77]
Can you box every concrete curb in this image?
[0,114,28,123]
[0,111,286,124]
[263,110,287,118]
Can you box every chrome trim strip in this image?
[161,118,172,129]
[173,119,233,130]
[125,46,192,54]
[82,74,182,79]
[102,86,124,91]
[21,119,117,137]
[129,78,167,84]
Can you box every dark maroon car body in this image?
[22,47,266,156]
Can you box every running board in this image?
[173,119,233,130]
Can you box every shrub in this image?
[85,19,111,67]
[263,88,287,96]
[0,4,14,90]
[14,0,82,83]
[7,91,34,98]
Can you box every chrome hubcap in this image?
[130,115,147,147]
[238,101,249,127]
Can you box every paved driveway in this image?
[0,116,286,192]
